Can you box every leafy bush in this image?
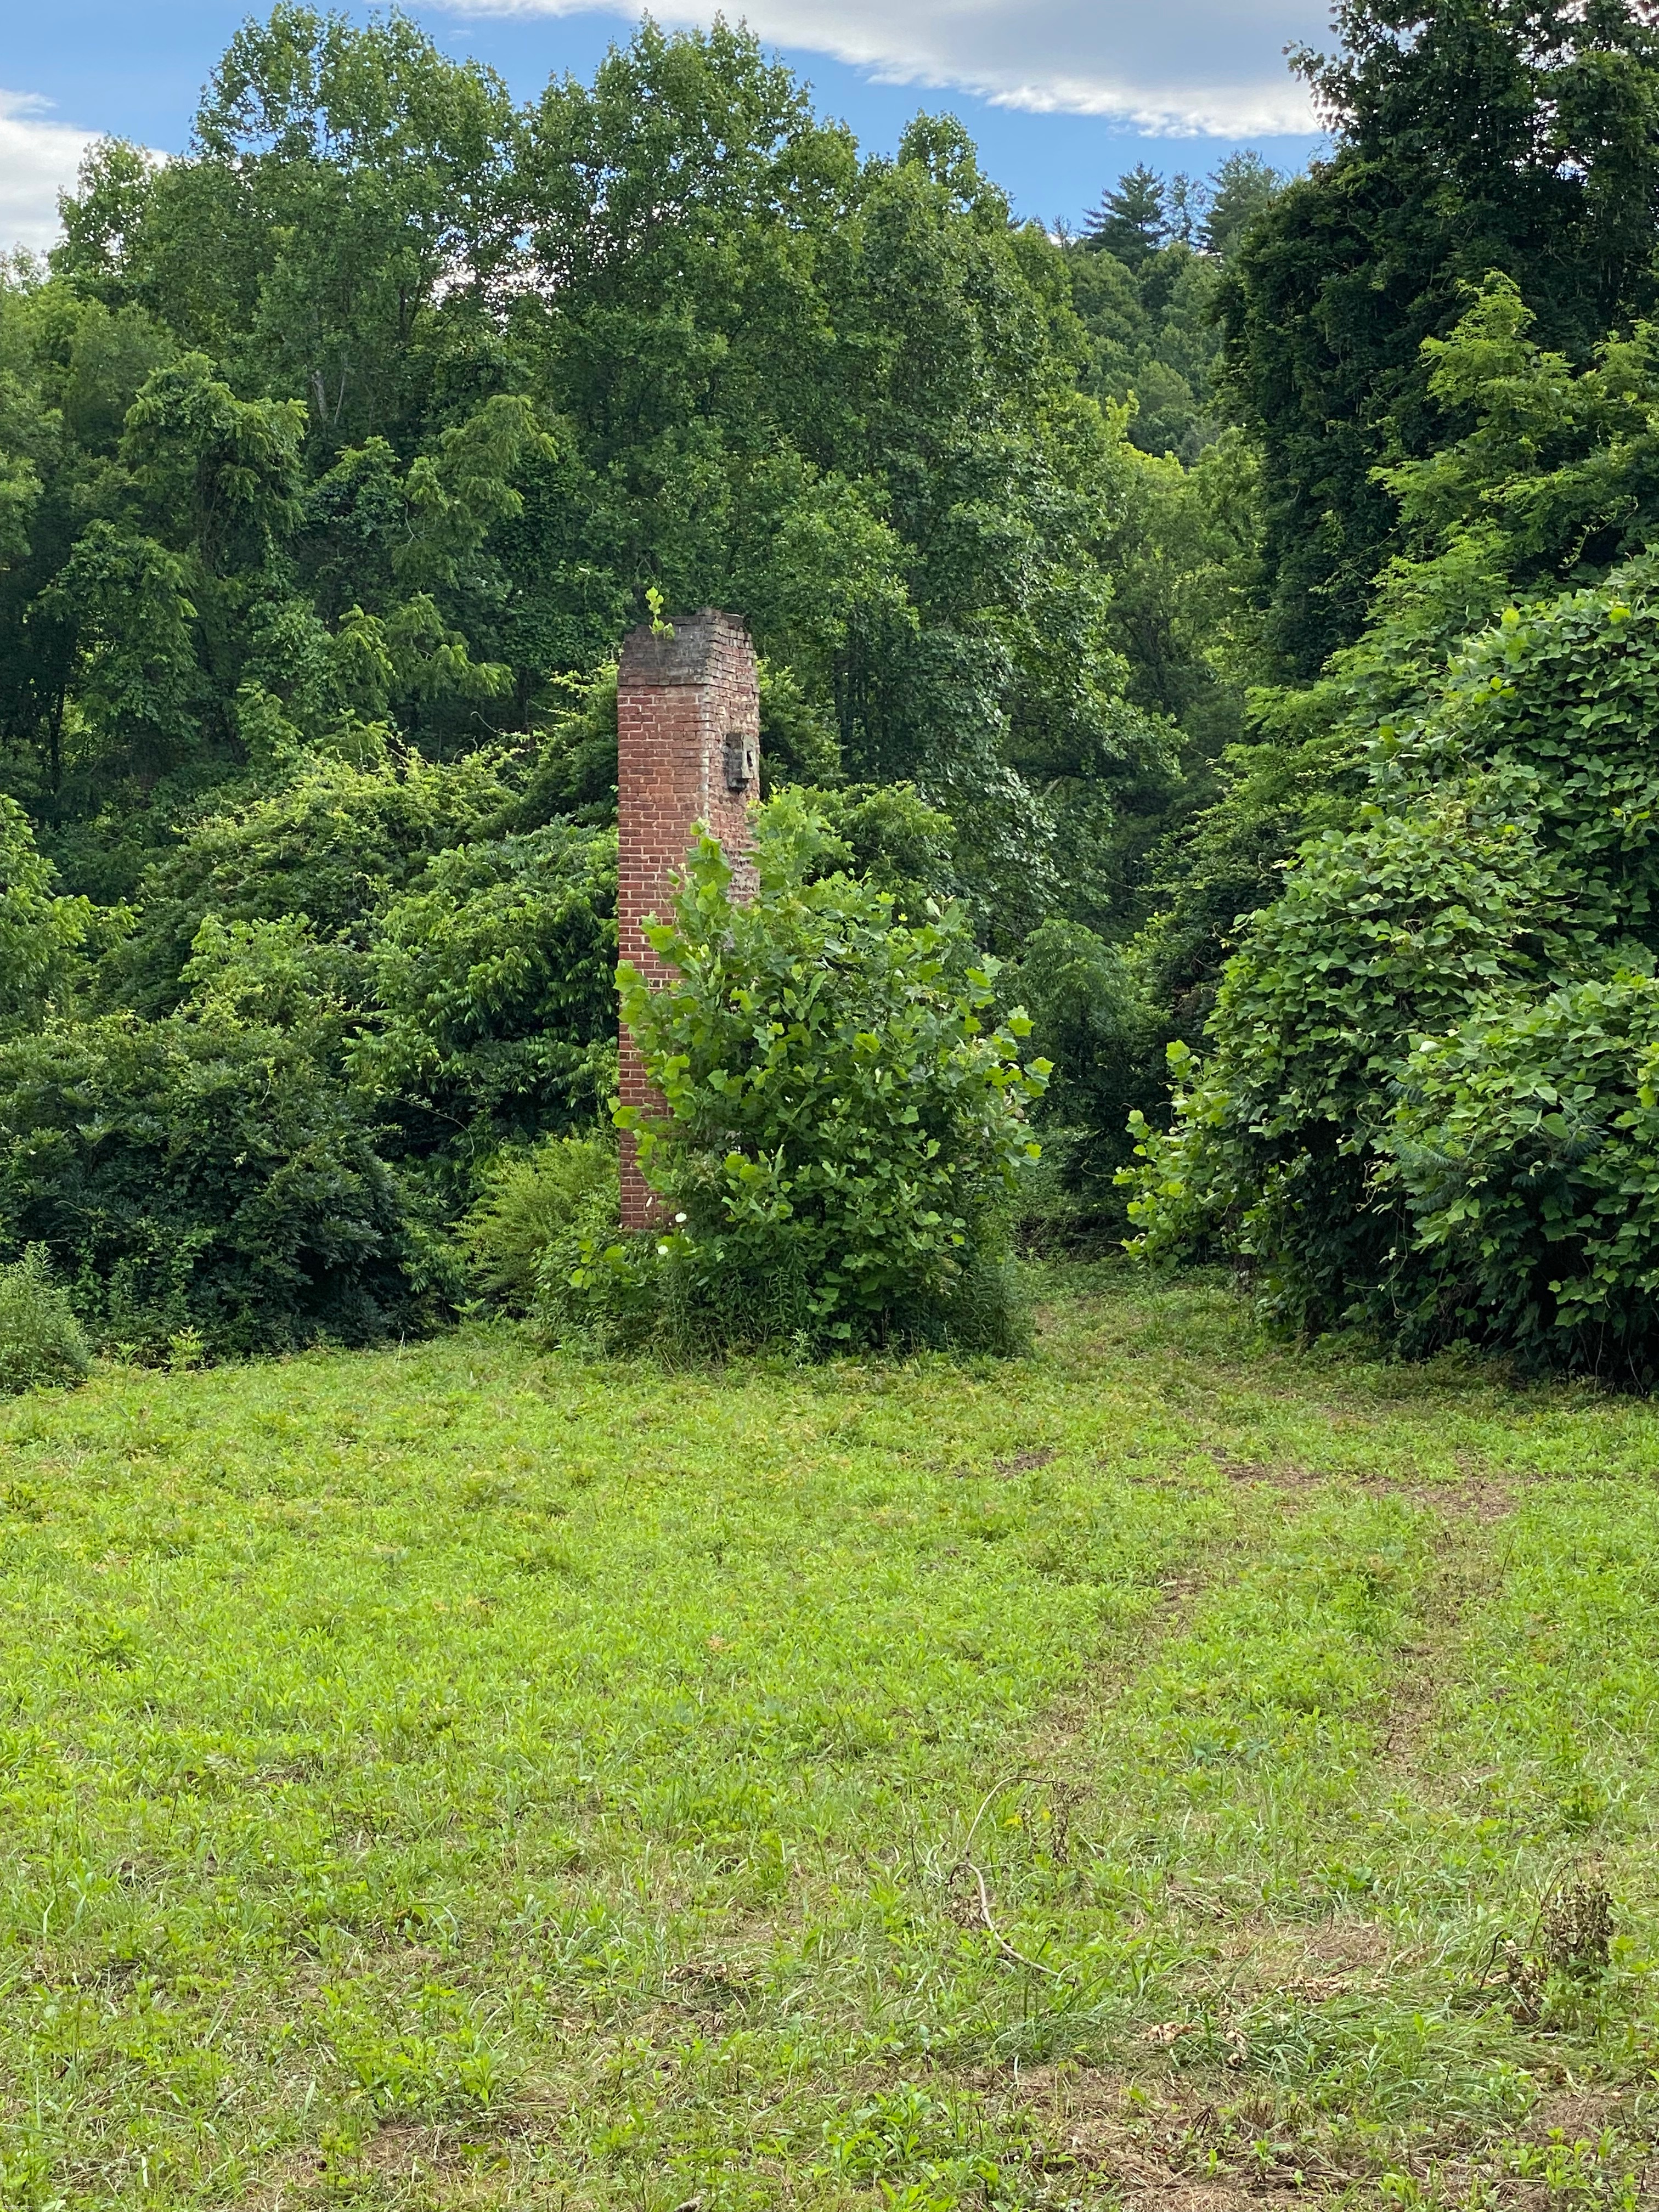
[462,1133,618,1313]
[1376,974,1659,1376]
[180,911,363,1054]
[357,822,617,1169]
[797,781,957,912]
[1,744,620,1359]
[0,797,93,1037]
[0,1009,436,1360]
[591,795,1047,1355]
[105,748,518,1015]
[1133,268,1659,1030]
[0,1246,92,1395]
[1126,566,1659,1374]
[1130,775,1571,1315]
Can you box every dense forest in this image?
[7,0,1659,1373]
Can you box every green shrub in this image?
[797,781,958,912]
[0,1246,92,1395]
[1126,566,1659,1373]
[0,797,93,1039]
[105,748,518,1015]
[461,1133,618,1314]
[592,794,1047,1356]
[0,1009,436,1361]
[1376,974,1659,1378]
[1011,917,1167,1246]
[1127,772,1572,1323]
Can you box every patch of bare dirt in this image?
[1214,1457,1321,1488]
[1012,2062,1655,2207]
[1093,2165,1313,2209]
[1012,2068,1352,2205]
[1526,2086,1635,2140]
[1386,1477,1515,1522]
[1301,1916,1395,1975]
[360,2121,452,2175]
[1380,1655,1438,1764]
[240,2148,324,2211]
[1376,2097,1659,2212]
[358,2119,528,2207]
[1213,1457,1516,1523]
[1165,1914,1395,2016]
[246,2117,540,2210]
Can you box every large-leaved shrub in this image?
[578,796,1047,1354]
[1127,566,1659,1375]
[1376,975,1659,1370]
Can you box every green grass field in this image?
[5,1269,1659,2209]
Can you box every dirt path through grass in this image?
[979,1301,1659,2208]
[3,1272,1659,2207]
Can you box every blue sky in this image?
[1,0,1327,251]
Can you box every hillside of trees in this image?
[7,0,1659,1374]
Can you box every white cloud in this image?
[0,91,101,256]
[448,0,1324,134]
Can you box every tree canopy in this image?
[20,0,1659,1375]
[1222,0,1659,675]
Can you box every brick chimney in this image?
[616,608,760,1232]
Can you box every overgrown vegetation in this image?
[0,1244,90,1393]
[454,1131,612,1314]
[0,3,1287,1352]
[14,4,1659,2193]
[589,797,1047,1355]
[13,0,1659,1368]
[1129,311,1659,1377]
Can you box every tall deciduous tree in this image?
[1222,0,1659,676]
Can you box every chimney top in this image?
[617,607,752,688]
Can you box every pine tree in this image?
[1199,151,1283,262]
[1085,166,1166,266]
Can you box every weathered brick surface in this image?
[617,610,760,1230]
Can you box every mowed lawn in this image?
[5,1276,1659,2208]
